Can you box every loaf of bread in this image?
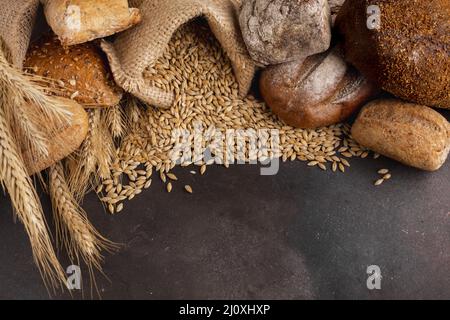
[22,97,89,175]
[260,46,377,128]
[239,0,332,65]
[352,99,450,171]
[24,35,123,107]
[42,0,142,46]
[336,0,450,109]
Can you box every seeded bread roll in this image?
[22,97,89,175]
[42,0,142,46]
[352,99,450,171]
[24,35,123,107]
[260,45,377,128]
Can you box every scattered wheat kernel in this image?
[374,179,384,186]
[167,182,173,193]
[160,172,167,183]
[116,203,124,213]
[383,173,392,180]
[167,173,178,181]
[378,169,389,175]
[341,152,353,158]
[341,159,350,167]
[185,185,193,194]
[108,204,115,214]
[144,179,152,189]
[332,162,337,172]
[200,165,207,175]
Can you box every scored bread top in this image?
[24,35,123,107]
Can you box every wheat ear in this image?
[4,90,49,158]
[106,105,125,140]
[0,43,71,131]
[0,105,65,289]
[96,109,114,180]
[66,109,99,200]
[49,162,116,269]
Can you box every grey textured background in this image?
[0,140,449,299]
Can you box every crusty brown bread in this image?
[336,0,450,109]
[260,46,377,129]
[352,99,450,171]
[42,0,142,46]
[239,0,332,65]
[24,35,123,107]
[22,97,89,175]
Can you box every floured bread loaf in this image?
[24,35,123,107]
[41,0,142,46]
[260,46,377,128]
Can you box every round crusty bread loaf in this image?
[21,97,89,175]
[24,35,123,107]
[239,0,332,65]
[260,46,377,129]
[352,99,450,171]
[42,0,142,46]
[336,0,450,109]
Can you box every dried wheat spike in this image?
[0,105,65,289]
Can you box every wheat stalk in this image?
[97,110,115,180]
[49,163,116,269]
[0,43,71,132]
[106,105,125,140]
[66,109,99,200]
[5,91,49,158]
[0,104,65,289]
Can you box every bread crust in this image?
[24,35,123,107]
[22,97,89,175]
[260,46,377,128]
[43,0,142,46]
[336,0,450,109]
[352,99,450,171]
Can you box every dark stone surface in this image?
[0,150,449,299]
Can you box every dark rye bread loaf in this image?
[352,99,450,171]
[336,0,450,109]
[260,46,377,129]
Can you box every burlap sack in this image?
[101,0,256,109]
[0,0,40,67]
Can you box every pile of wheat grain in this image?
[98,21,376,213]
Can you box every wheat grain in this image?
[97,21,373,210]
[184,185,193,194]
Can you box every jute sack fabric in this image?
[0,0,40,67]
[101,0,256,109]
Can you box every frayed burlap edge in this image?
[101,0,255,109]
